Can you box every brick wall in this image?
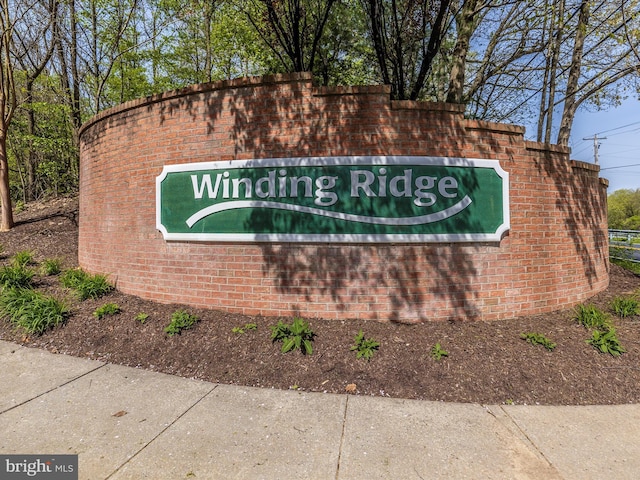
[78,72,609,322]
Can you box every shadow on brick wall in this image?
[182,75,488,322]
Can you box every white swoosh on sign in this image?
[185,196,472,228]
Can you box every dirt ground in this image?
[2,197,640,406]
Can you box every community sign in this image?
[156,156,509,243]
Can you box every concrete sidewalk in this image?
[1,340,639,480]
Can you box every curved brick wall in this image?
[78,73,609,322]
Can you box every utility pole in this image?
[583,134,607,164]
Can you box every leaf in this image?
[303,339,313,355]
[281,338,295,353]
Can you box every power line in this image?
[601,163,640,171]
[583,134,607,164]
[594,121,640,137]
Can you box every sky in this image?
[566,97,640,194]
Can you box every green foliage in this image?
[135,313,149,324]
[0,288,68,335]
[430,343,448,361]
[41,258,62,276]
[610,296,640,318]
[60,268,87,288]
[575,303,627,356]
[611,257,640,275]
[0,264,35,290]
[574,304,610,329]
[520,332,557,351]
[93,303,121,319]
[232,322,257,334]
[12,250,34,267]
[586,325,626,357]
[165,310,199,336]
[7,74,79,201]
[270,318,316,355]
[350,330,380,361]
[60,268,113,300]
[608,189,640,229]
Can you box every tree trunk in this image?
[25,79,36,201]
[557,0,589,146]
[446,0,480,104]
[0,133,13,231]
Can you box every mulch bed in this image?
[1,197,640,405]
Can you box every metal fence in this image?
[609,229,640,263]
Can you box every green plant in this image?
[350,330,380,361]
[270,317,316,355]
[0,264,34,290]
[12,250,34,267]
[93,303,121,319]
[232,322,257,334]
[60,268,87,288]
[610,296,640,318]
[431,343,448,361]
[520,332,557,351]
[61,268,113,300]
[165,310,199,336]
[586,325,626,356]
[611,257,640,275]
[574,304,610,329]
[135,313,149,324]
[41,258,62,276]
[0,288,68,335]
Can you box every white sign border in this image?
[156,156,510,243]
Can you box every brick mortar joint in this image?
[79,72,314,140]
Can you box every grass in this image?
[574,304,610,329]
[610,296,640,318]
[12,250,35,267]
[0,264,35,290]
[611,257,640,275]
[0,288,68,335]
[60,268,113,300]
[41,258,62,276]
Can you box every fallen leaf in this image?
[345,383,357,393]
[112,410,128,417]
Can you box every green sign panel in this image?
[156,156,509,242]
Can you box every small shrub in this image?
[350,330,380,361]
[520,332,557,351]
[12,250,34,267]
[61,268,113,300]
[574,304,610,329]
[165,309,199,336]
[610,296,640,318]
[41,258,62,276]
[94,303,121,319]
[60,268,88,288]
[586,325,626,356]
[0,264,35,290]
[0,288,68,335]
[270,317,316,355]
[135,313,149,324]
[232,322,257,334]
[431,343,448,361]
